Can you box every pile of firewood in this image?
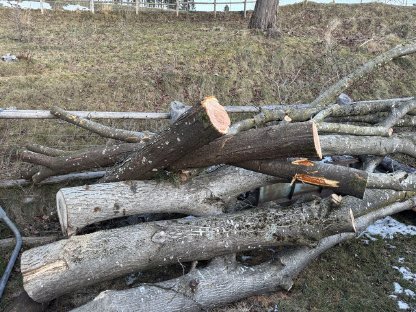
[15,43,416,311]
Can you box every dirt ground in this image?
[0,2,415,311]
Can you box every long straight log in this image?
[71,196,416,312]
[320,134,416,158]
[237,159,368,198]
[56,166,283,236]
[171,122,322,170]
[22,197,354,303]
[101,97,230,182]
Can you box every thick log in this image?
[367,172,416,191]
[171,122,322,170]
[237,159,368,198]
[21,197,354,303]
[320,134,416,158]
[56,166,283,236]
[100,97,230,182]
[71,196,416,312]
[18,98,414,184]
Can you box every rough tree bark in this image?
[249,0,279,35]
[100,97,230,182]
[170,122,322,170]
[237,159,368,198]
[56,166,283,236]
[71,196,416,312]
[22,196,356,303]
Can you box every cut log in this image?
[22,196,354,303]
[100,97,230,182]
[56,166,283,236]
[171,122,322,170]
[320,134,416,158]
[237,159,368,198]
[71,196,416,312]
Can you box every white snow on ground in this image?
[393,282,415,297]
[362,217,416,310]
[393,266,416,284]
[397,300,410,310]
[63,4,89,11]
[0,0,51,10]
[362,216,416,240]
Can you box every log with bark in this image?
[71,195,416,312]
[56,166,283,236]
[22,194,357,303]
[237,159,368,198]
[17,97,415,184]
[100,96,230,182]
[170,122,322,170]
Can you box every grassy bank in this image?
[0,3,415,311]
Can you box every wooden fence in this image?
[34,0,257,17]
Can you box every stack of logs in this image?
[14,43,416,311]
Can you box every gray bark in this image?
[320,134,416,158]
[22,196,355,303]
[56,166,282,236]
[100,97,230,182]
[171,122,322,170]
[249,0,279,32]
[310,43,416,107]
[71,196,416,312]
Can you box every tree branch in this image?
[310,43,416,107]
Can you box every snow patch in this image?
[392,266,416,283]
[63,4,89,11]
[0,0,51,10]
[397,300,410,310]
[362,216,416,240]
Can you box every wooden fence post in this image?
[90,0,94,13]
[135,0,139,14]
[176,0,179,16]
[214,0,216,17]
[40,0,44,14]
[244,0,247,18]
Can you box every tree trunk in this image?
[22,197,354,303]
[249,0,279,32]
[171,122,322,170]
[100,97,230,182]
[56,166,283,236]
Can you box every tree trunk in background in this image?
[249,0,279,33]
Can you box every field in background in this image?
[0,3,415,311]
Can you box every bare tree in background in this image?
[249,0,279,36]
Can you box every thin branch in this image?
[311,43,416,107]
[50,106,153,143]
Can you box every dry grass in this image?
[0,3,415,311]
